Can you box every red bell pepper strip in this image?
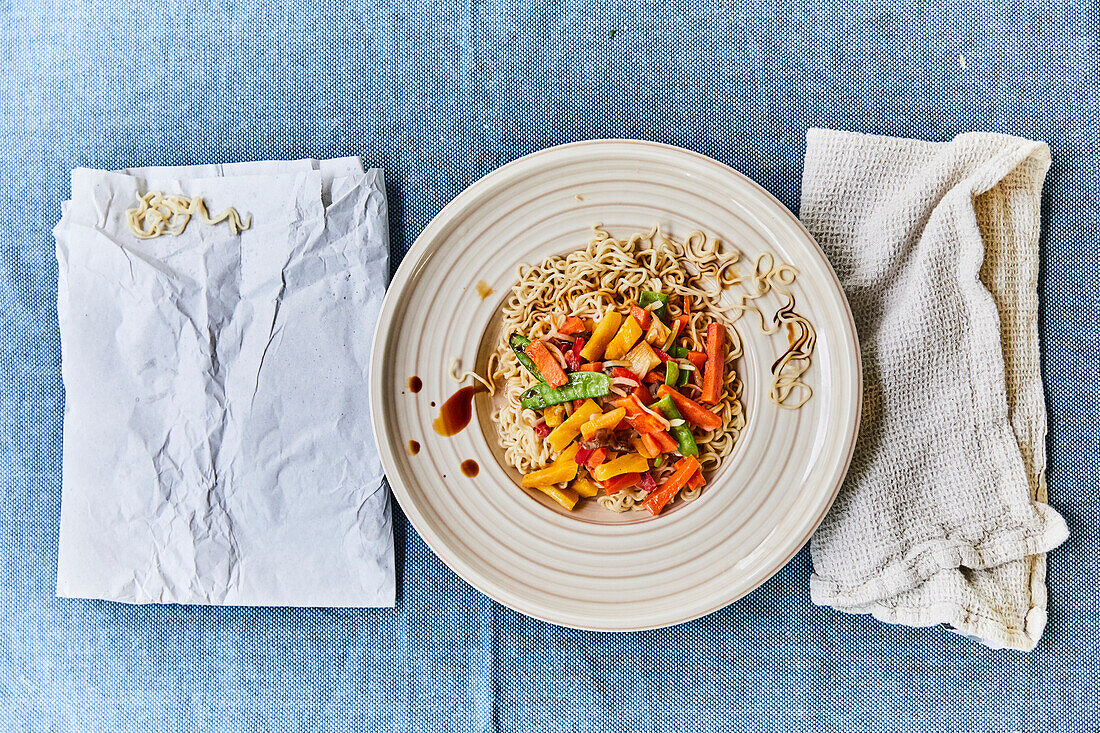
[600,472,642,495]
[652,347,672,363]
[533,420,551,438]
[610,366,641,384]
[565,337,586,371]
[574,446,594,465]
[642,370,664,384]
[643,456,700,515]
[687,468,706,490]
[655,385,723,431]
[701,323,725,404]
[629,303,652,331]
[573,398,585,410]
[637,472,658,493]
[559,316,585,335]
[674,314,689,336]
[631,384,653,406]
[524,340,568,387]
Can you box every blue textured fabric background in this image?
[2,1,1098,730]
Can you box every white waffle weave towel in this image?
[800,130,1069,650]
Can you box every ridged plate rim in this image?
[370,140,861,630]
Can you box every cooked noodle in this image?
[126,191,251,239]
[449,357,495,395]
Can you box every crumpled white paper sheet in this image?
[54,158,394,607]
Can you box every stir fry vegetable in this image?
[581,311,622,361]
[524,339,568,387]
[653,395,699,457]
[510,334,542,380]
[520,372,611,410]
[507,291,731,515]
[701,322,725,405]
[638,290,669,319]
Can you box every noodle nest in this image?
[486,226,814,513]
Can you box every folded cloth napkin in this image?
[54,158,395,607]
[800,130,1069,650]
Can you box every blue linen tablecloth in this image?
[2,1,1097,730]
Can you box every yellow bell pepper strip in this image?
[604,316,643,361]
[521,443,581,487]
[545,400,602,452]
[580,311,623,361]
[520,372,611,410]
[592,452,650,482]
[579,406,626,440]
[524,339,568,387]
[645,316,671,346]
[643,456,701,515]
[571,475,600,498]
[543,403,566,427]
[624,340,661,378]
[534,484,579,510]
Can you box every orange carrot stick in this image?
[584,447,608,472]
[559,316,585,335]
[656,385,723,431]
[637,433,662,459]
[643,456,700,515]
[700,323,725,404]
[525,340,568,387]
[651,430,679,453]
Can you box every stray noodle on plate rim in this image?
[453,225,816,516]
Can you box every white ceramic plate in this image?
[370,140,861,630]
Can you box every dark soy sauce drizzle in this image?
[433,384,486,436]
[460,459,479,477]
[408,376,423,393]
[407,440,420,455]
